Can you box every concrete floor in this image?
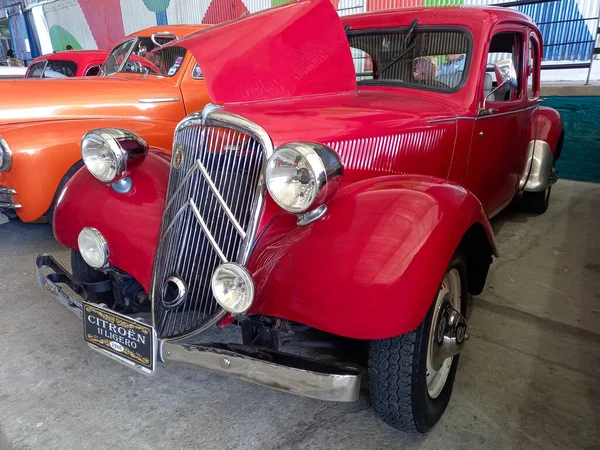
[0,179,599,450]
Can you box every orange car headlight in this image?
[0,136,12,172]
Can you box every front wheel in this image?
[71,250,115,307]
[368,251,468,433]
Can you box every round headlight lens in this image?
[266,145,325,213]
[81,132,125,183]
[211,263,254,314]
[77,227,109,269]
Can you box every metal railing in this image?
[496,0,600,84]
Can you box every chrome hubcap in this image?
[426,268,462,399]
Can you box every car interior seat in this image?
[483,72,494,100]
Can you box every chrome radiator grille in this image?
[151,112,268,339]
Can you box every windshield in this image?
[101,37,187,77]
[348,27,471,92]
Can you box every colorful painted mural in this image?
[38,0,600,65]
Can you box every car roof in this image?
[123,24,210,40]
[342,6,534,30]
[30,50,110,64]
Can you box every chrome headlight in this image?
[211,263,254,314]
[265,142,343,213]
[78,227,109,269]
[0,136,12,172]
[81,128,147,183]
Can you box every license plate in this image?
[83,302,156,375]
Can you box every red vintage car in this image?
[37,0,563,434]
[25,50,109,78]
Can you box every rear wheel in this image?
[368,251,467,433]
[523,186,551,214]
[71,249,115,307]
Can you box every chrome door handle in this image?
[479,131,484,138]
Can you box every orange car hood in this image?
[0,76,180,126]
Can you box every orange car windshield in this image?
[102,37,187,77]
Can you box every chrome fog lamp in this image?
[0,136,12,171]
[211,263,254,314]
[81,128,147,183]
[78,227,109,269]
[266,142,343,213]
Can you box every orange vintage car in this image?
[0,24,211,224]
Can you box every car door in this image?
[179,60,212,115]
[463,27,528,216]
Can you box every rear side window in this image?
[85,65,101,76]
[44,60,77,78]
[26,61,46,78]
[527,37,539,98]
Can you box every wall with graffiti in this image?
[35,0,600,63]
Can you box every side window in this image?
[485,32,523,102]
[44,60,77,78]
[26,61,45,78]
[192,62,203,79]
[85,65,101,76]
[527,37,539,98]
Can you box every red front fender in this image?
[53,149,170,292]
[246,176,497,340]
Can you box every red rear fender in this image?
[534,106,564,157]
[246,175,497,340]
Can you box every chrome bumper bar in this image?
[36,254,361,402]
[0,187,21,209]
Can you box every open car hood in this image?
[175,0,357,104]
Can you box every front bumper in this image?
[0,186,21,210]
[36,254,361,402]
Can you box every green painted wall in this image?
[544,96,600,183]
[49,25,82,51]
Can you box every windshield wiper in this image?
[376,19,419,77]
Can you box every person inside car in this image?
[437,53,465,87]
[412,57,437,83]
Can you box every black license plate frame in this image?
[83,302,156,375]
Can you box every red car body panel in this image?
[245,176,496,339]
[176,0,356,103]
[25,50,109,77]
[52,0,562,340]
[54,149,170,292]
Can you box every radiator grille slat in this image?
[151,121,265,339]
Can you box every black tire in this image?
[45,160,84,226]
[523,186,551,215]
[368,251,468,434]
[71,249,115,307]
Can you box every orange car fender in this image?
[0,119,176,222]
